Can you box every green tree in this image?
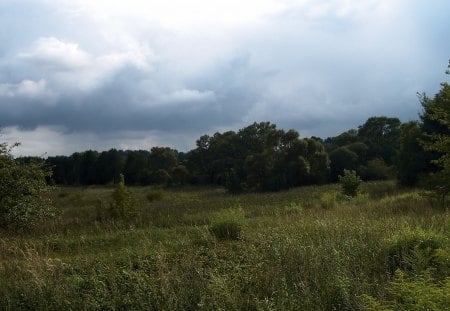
[171,165,189,185]
[329,147,358,181]
[0,142,55,230]
[420,61,450,201]
[358,116,401,165]
[396,121,429,186]
[109,174,135,219]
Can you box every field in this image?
[0,181,449,310]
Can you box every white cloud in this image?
[15,37,154,92]
[47,0,287,29]
[0,79,55,100]
[18,37,91,70]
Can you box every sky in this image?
[0,0,449,156]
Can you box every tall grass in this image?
[0,182,448,310]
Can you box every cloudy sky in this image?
[1,0,449,156]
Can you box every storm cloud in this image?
[0,0,449,156]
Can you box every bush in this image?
[338,169,362,197]
[209,208,245,240]
[0,142,55,230]
[385,229,448,276]
[109,174,136,219]
[363,271,450,311]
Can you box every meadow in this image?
[0,181,448,310]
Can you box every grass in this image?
[0,181,448,310]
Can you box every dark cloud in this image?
[0,0,449,155]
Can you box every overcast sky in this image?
[1,0,449,156]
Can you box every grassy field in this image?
[0,181,449,310]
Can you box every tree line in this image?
[16,62,450,195]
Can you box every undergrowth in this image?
[0,181,448,310]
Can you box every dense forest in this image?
[16,62,450,197]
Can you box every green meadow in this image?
[1,182,449,310]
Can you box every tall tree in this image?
[420,61,450,200]
[396,121,429,186]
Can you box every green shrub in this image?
[0,142,55,230]
[109,174,136,219]
[385,229,448,276]
[363,271,450,311]
[146,189,164,202]
[209,207,245,240]
[339,169,362,197]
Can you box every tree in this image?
[171,165,189,185]
[396,121,429,186]
[329,147,358,181]
[124,150,151,185]
[0,141,55,230]
[420,61,450,201]
[358,116,401,165]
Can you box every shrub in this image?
[209,208,245,240]
[109,174,135,219]
[0,142,55,230]
[363,271,450,311]
[385,229,447,276]
[338,169,362,197]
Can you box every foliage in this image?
[419,67,450,201]
[338,169,362,197]
[153,169,170,185]
[0,142,55,230]
[359,158,392,181]
[171,165,188,185]
[209,207,245,240]
[363,271,450,311]
[411,61,449,203]
[188,122,330,192]
[357,116,401,165]
[329,147,358,181]
[384,228,448,277]
[397,121,429,186]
